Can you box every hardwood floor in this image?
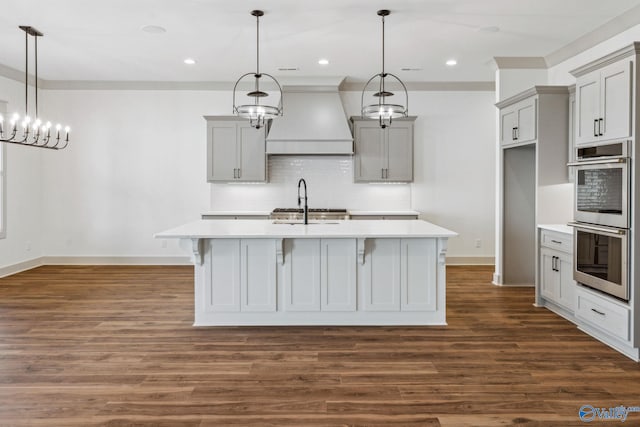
[0,265,638,426]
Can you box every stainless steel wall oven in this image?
[569,141,631,301]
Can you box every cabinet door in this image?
[363,239,401,311]
[321,239,357,312]
[206,239,241,312]
[540,248,559,301]
[237,122,266,182]
[575,70,600,146]
[208,122,237,181]
[500,108,517,145]
[386,122,413,182]
[557,252,575,312]
[354,124,386,182]
[600,60,632,142]
[400,239,437,311]
[284,239,321,311]
[515,99,536,143]
[240,239,276,312]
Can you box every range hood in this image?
[266,86,354,155]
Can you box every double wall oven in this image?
[569,141,631,301]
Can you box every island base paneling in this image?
[193,237,448,326]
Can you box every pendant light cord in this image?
[35,33,39,118]
[24,29,28,118]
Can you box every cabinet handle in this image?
[384,168,388,179]
[598,118,603,136]
[591,308,606,316]
[237,168,241,179]
[512,127,516,140]
[552,256,558,272]
[594,119,598,137]
[551,240,562,244]
[381,169,384,179]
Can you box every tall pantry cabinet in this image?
[495,86,570,288]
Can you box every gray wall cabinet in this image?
[205,116,267,183]
[350,117,416,183]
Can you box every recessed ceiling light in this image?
[446,59,457,66]
[141,25,167,34]
[318,59,329,65]
[184,58,196,65]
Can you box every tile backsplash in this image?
[209,156,412,211]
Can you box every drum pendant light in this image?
[361,10,409,128]
[232,10,283,129]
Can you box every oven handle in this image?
[567,158,627,167]
[567,222,626,235]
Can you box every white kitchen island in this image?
[156,219,457,326]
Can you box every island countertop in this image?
[156,219,457,239]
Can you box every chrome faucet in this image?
[297,178,308,225]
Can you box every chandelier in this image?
[0,26,70,150]
[361,10,409,129]
[232,10,283,130]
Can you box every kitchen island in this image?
[156,219,457,326]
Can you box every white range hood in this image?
[266,85,354,155]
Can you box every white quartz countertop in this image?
[156,219,457,239]
[201,211,271,216]
[348,210,420,216]
[538,224,574,235]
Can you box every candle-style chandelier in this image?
[361,10,409,129]
[232,10,283,129]
[0,26,70,150]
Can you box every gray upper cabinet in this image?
[205,116,267,182]
[351,117,415,183]
[499,97,537,146]
[573,59,632,146]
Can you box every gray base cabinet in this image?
[351,116,415,183]
[205,116,267,182]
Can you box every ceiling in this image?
[1,0,640,83]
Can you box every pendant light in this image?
[361,10,408,129]
[0,26,70,149]
[232,10,283,130]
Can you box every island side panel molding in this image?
[321,239,357,312]
[206,239,241,313]
[240,239,277,312]
[401,239,437,312]
[284,239,321,311]
[363,239,401,311]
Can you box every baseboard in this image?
[41,256,192,266]
[0,257,44,278]
[446,256,495,265]
[0,256,192,277]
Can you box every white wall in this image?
[0,76,44,272]
[40,89,212,257]
[0,84,497,263]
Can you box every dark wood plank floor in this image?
[0,265,638,426]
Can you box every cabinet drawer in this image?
[576,287,630,341]
[540,230,572,253]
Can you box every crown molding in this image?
[495,85,569,109]
[492,57,547,69]
[546,4,640,68]
[569,42,640,77]
[340,81,494,92]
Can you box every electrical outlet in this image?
[475,239,482,248]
